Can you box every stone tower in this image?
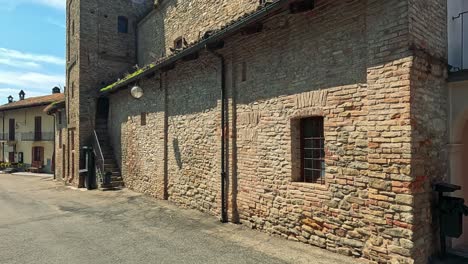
[66,0,153,186]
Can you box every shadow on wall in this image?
[172,138,182,170]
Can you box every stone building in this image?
[60,0,468,262]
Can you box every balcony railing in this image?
[20,132,54,141]
[0,133,15,141]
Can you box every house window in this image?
[141,112,147,126]
[58,111,62,125]
[72,20,75,35]
[34,116,42,141]
[118,16,128,33]
[71,81,74,98]
[300,117,325,184]
[9,118,15,141]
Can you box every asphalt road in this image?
[0,173,358,264]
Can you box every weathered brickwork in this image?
[65,0,153,186]
[408,1,448,262]
[52,110,68,182]
[64,0,449,263]
[137,0,259,65]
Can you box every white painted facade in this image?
[0,106,55,172]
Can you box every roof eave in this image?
[100,0,290,95]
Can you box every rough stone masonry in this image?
[64,0,449,263]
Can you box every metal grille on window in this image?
[301,117,325,184]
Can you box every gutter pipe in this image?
[208,48,228,223]
[2,111,4,162]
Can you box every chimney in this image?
[7,95,13,103]
[52,87,61,94]
[19,90,25,100]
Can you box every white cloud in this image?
[0,87,46,97]
[0,48,65,66]
[35,0,65,10]
[0,71,64,89]
[0,58,41,69]
[46,17,66,29]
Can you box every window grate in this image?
[300,117,325,184]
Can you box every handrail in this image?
[93,130,104,163]
[92,130,105,184]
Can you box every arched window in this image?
[118,16,128,33]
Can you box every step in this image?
[102,181,124,188]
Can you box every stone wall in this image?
[408,0,448,262]
[137,0,259,65]
[53,110,68,182]
[66,0,153,186]
[102,0,448,263]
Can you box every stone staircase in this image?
[95,119,124,188]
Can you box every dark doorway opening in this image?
[96,97,110,121]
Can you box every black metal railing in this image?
[453,11,468,71]
[21,132,54,141]
[0,133,16,141]
[92,130,105,184]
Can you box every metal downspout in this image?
[2,111,4,162]
[208,48,228,223]
[53,114,56,180]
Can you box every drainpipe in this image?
[207,47,228,223]
[1,111,4,162]
[52,114,56,179]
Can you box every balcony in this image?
[21,132,54,142]
[0,133,15,142]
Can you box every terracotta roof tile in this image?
[0,93,65,112]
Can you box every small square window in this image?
[118,16,128,33]
[173,37,185,50]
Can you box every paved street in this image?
[0,173,358,264]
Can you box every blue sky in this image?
[0,0,65,104]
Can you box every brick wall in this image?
[91,0,447,263]
[53,110,68,182]
[408,0,448,262]
[137,0,259,65]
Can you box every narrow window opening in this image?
[118,16,128,33]
[59,129,62,148]
[71,81,75,98]
[141,112,147,126]
[72,20,75,35]
[34,116,42,141]
[299,117,325,184]
[241,62,247,82]
[71,130,75,150]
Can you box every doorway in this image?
[96,97,110,121]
